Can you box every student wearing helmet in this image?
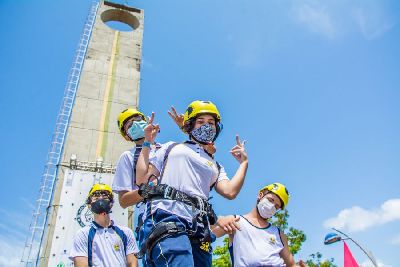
[135,100,248,267]
[213,183,305,267]
[69,183,139,267]
[112,108,162,265]
[113,108,154,209]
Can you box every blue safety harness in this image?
[87,221,128,267]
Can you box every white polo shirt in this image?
[69,221,138,266]
[112,144,159,219]
[149,141,229,222]
[112,146,142,193]
[113,144,160,192]
[230,216,284,267]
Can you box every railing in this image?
[20,1,99,266]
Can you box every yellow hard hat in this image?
[259,183,290,209]
[183,100,221,125]
[86,183,113,203]
[117,108,146,137]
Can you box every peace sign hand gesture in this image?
[230,135,248,163]
[167,106,185,131]
[144,112,160,144]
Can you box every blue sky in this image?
[1,0,399,266]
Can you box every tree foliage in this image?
[305,252,337,267]
[212,210,307,266]
[270,210,306,255]
[212,237,232,267]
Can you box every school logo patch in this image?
[76,204,93,227]
[206,160,214,167]
[268,236,277,245]
[200,241,211,253]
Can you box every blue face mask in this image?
[127,120,147,140]
[191,123,216,144]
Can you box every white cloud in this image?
[0,204,32,266]
[291,0,395,40]
[352,4,395,40]
[324,198,400,232]
[360,259,392,267]
[0,235,25,267]
[390,234,400,245]
[292,3,336,39]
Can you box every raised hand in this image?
[230,135,248,163]
[167,106,185,131]
[217,215,241,235]
[144,112,160,143]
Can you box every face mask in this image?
[90,199,112,214]
[127,120,147,140]
[191,123,216,144]
[257,197,277,219]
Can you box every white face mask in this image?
[257,197,277,219]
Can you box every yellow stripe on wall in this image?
[96,31,120,158]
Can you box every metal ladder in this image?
[21,2,99,266]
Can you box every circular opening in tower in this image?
[101,9,140,32]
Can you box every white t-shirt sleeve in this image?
[69,228,88,260]
[124,227,139,255]
[216,163,229,183]
[149,141,175,173]
[113,151,137,192]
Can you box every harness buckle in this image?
[163,186,174,200]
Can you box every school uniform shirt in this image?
[230,216,285,267]
[113,145,143,193]
[148,141,229,223]
[69,221,138,266]
[112,144,159,218]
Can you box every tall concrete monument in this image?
[21,1,144,266]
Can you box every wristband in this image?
[143,141,151,148]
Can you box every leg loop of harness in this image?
[135,221,189,259]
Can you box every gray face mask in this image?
[257,198,277,219]
[190,123,216,144]
[90,199,112,214]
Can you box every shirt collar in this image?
[91,219,114,229]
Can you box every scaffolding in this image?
[21,2,99,266]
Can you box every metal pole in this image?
[332,228,378,267]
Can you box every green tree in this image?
[212,210,307,266]
[212,237,232,267]
[305,252,337,267]
[271,210,306,255]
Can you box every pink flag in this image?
[344,241,359,267]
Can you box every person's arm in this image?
[118,190,143,209]
[70,229,89,267]
[215,135,248,199]
[125,226,140,267]
[211,215,241,238]
[136,112,161,185]
[73,257,88,267]
[126,253,138,267]
[113,151,143,208]
[279,231,301,267]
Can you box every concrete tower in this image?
[22,1,144,266]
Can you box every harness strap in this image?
[158,142,179,184]
[136,222,188,259]
[138,184,212,213]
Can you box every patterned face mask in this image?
[127,120,147,140]
[191,123,216,144]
